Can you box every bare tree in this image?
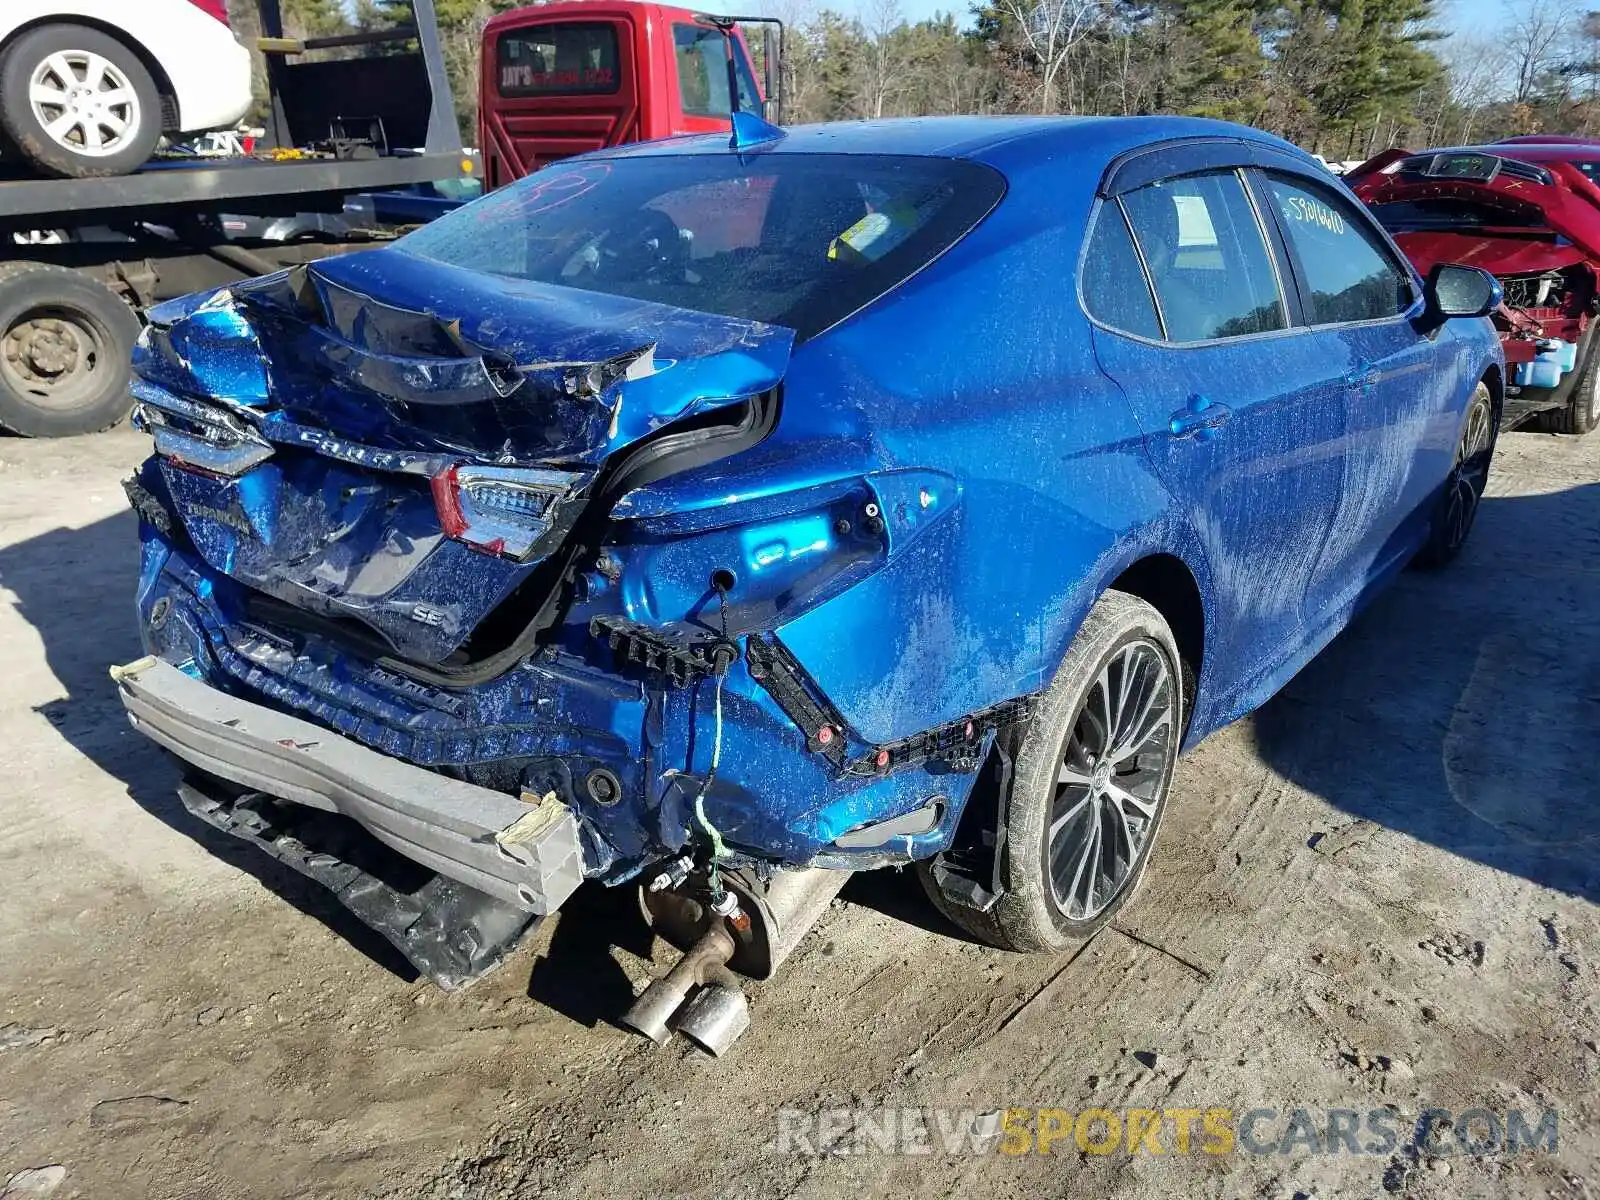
[1440,31,1512,141]
[862,0,907,118]
[999,0,1101,114]
[1506,0,1579,102]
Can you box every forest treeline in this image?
[248,0,1600,159]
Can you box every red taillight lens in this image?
[187,0,231,26]
[431,464,582,561]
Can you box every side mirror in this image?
[1425,263,1502,320]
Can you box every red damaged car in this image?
[1347,139,1600,435]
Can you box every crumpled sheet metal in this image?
[136,252,795,467]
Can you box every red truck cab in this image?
[479,1,767,188]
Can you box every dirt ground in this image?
[0,420,1597,1200]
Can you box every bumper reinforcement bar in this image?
[111,656,585,916]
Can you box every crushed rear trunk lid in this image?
[131,252,792,667]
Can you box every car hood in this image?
[1388,230,1592,278]
[131,251,794,666]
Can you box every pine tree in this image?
[368,0,524,27]
[1160,0,1268,122]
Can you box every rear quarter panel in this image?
[638,153,1192,747]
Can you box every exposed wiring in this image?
[690,583,734,896]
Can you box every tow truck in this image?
[0,0,779,438]
[479,2,779,187]
[0,0,475,437]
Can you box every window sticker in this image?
[828,204,917,263]
[1173,194,1218,247]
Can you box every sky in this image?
[342,0,1517,35]
[699,0,1516,37]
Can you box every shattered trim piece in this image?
[588,615,736,686]
[121,475,174,536]
[177,778,540,989]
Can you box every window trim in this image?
[1247,167,1424,332]
[1077,197,1166,341]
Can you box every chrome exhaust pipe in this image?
[674,982,750,1056]
[620,923,737,1045]
[625,866,849,1052]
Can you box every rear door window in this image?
[497,23,620,97]
[1261,174,1414,324]
[1120,172,1286,342]
[673,23,760,116]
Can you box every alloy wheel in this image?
[1047,639,1176,920]
[1441,396,1494,552]
[28,51,142,158]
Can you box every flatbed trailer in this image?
[0,0,472,437]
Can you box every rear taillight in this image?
[187,0,231,26]
[431,464,581,561]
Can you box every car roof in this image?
[589,114,1316,172]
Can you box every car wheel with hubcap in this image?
[919,589,1183,953]
[0,262,140,437]
[1415,381,1496,568]
[0,24,163,179]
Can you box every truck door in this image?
[480,18,637,187]
[667,22,764,131]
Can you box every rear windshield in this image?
[1369,199,1545,232]
[496,23,619,97]
[398,154,1006,340]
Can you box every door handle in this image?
[1169,395,1233,439]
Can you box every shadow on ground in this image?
[2,477,1596,1009]
[1251,476,1600,904]
[0,510,419,981]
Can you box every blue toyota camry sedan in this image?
[116,115,1502,1048]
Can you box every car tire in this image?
[918,590,1183,953]
[0,262,140,437]
[0,24,163,179]
[1414,381,1497,569]
[1534,327,1600,436]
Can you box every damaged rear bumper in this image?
[111,656,586,916]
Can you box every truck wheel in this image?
[1535,329,1600,436]
[0,263,140,437]
[918,590,1182,953]
[0,24,163,179]
[1415,382,1496,569]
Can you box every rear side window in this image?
[399,153,1005,341]
[1082,205,1161,340]
[673,24,760,117]
[1121,172,1286,342]
[1263,175,1413,324]
[497,23,620,97]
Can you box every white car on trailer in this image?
[0,0,252,178]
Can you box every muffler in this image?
[621,866,849,1054]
